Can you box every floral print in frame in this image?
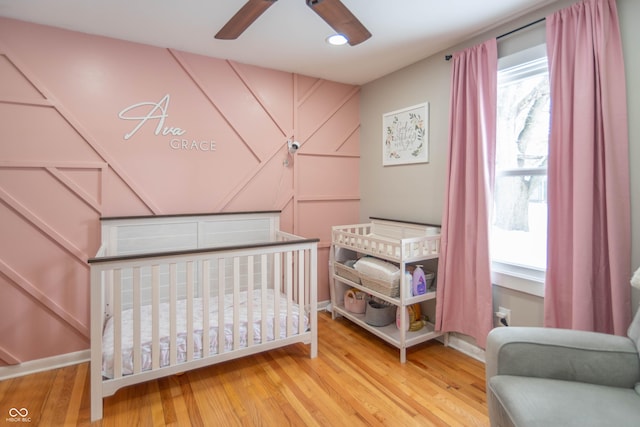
[382,102,429,166]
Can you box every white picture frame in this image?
[382,102,429,166]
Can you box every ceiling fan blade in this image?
[215,0,278,40]
[306,0,371,46]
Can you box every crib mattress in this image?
[102,289,308,378]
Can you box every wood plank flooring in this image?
[0,311,489,426]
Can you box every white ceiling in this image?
[0,0,560,85]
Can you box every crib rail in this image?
[88,237,318,421]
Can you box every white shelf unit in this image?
[329,217,448,363]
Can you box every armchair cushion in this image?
[489,375,640,427]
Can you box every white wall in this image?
[360,0,640,330]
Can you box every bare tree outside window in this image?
[491,57,549,270]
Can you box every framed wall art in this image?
[382,102,429,166]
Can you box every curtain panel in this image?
[544,0,631,334]
[435,39,497,348]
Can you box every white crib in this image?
[88,211,318,422]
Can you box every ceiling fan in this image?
[215,0,371,46]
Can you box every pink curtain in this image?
[545,0,631,334]
[435,39,497,348]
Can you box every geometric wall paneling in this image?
[0,267,89,365]
[220,146,294,214]
[0,104,102,163]
[0,34,104,366]
[0,41,162,218]
[229,61,295,138]
[174,52,287,162]
[297,155,359,200]
[0,54,44,101]
[302,94,360,155]
[296,75,323,105]
[0,163,94,364]
[53,166,105,214]
[290,75,361,302]
[297,199,360,245]
[0,165,102,252]
[101,167,155,217]
[0,169,96,280]
[1,27,232,215]
[289,71,361,306]
[297,80,360,143]
[338,127,360,155]
[279,199,295,234]
[316,247,331,302]
[0,17,360,366]
[296,199,360,302]
[0,272,21,364]
[0,202,91,364]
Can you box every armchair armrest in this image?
[486,327,640,389]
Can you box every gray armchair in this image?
[486,308,640,426]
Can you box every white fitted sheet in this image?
[102,289,307,378]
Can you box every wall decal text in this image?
[118,94,216,152]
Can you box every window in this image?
[491,45,549,281]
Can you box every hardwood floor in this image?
[0,312,489,426]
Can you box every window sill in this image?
[491,262,545,298]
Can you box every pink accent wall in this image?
[0,18,360,366]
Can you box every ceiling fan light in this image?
[326,33,348,46]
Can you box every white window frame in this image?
[491,44,548,297]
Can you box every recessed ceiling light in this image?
[326,34,348,46]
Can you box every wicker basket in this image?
[360,272,400,297]
[335,261,360,284]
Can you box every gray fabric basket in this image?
[364,300,396,327]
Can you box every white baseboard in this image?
[0,350,90,381]
[317,300,330,312]
[446,333,486,363]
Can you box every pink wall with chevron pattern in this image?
[0,18,359,366]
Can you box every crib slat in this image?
[218,258,225,355]
[247,255,254,347]
[305,249,311,312]
[233,257,240,350]
[273,252,281,341]
[261,254,268,344]
[113,269,122,379]
[169,263,177,367]
[298,250,305,335]
[186,261,194,362]
[285,251,293,337]
[132,267,142,374]
[151,265,160,371]
[309,244,318,358]
[202,259,210,358]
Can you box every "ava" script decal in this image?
[118,94,216,152]
[118,94,185,140]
